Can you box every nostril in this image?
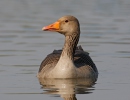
[50,25,53,27]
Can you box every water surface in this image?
[0,0,130,100]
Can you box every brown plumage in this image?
[37,15,98,80]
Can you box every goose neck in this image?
[61,33,79,60]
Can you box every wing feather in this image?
[38,46,98,76]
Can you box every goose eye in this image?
[65,20,68,23]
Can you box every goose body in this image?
[37,15,98,80]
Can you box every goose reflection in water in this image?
[38,78,96,100]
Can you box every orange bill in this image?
[42,21,60,31]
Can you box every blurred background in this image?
[0,0,130,100]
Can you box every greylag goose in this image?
[37,15,98,80]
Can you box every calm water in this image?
[0,0,130,100]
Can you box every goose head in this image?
[42,15,80,36]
